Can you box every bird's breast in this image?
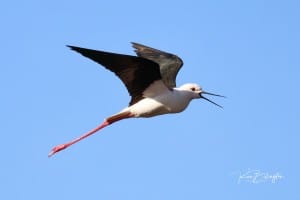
[128,91,192,118]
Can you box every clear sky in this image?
[1,0,299,199]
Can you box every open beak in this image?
[199,91,225,108]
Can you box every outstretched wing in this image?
[67,45,162,105]
[132,42,183,89]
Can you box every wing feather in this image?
[67,45,162,105]
[132,42,183,88]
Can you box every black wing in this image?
[132,42,183,89]
[67,45,162,105]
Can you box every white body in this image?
[121,81,202,117]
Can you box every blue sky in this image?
[1,0,299,199]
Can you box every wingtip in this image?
[66,45,75,50]
[131,42,139,48]
[131,42,148,48]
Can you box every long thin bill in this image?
[201,91,226,98]
[200,91,225,108]
[200,95,223,108]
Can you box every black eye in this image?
[191,87,195,91]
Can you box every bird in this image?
[48,42,224,157]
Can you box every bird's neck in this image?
[173,88,194,101]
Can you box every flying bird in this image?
[48,42,224,157]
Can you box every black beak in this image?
[199,91,225,108]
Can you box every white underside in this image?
[121,80,194,117]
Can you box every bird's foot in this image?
[48,143,69,157]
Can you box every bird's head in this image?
[179,83,225,108]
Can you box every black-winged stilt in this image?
[48,42,224,157]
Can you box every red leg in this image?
[48,111,133,157]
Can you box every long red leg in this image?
[48,111,133,157]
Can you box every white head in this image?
[179,83,224,108]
